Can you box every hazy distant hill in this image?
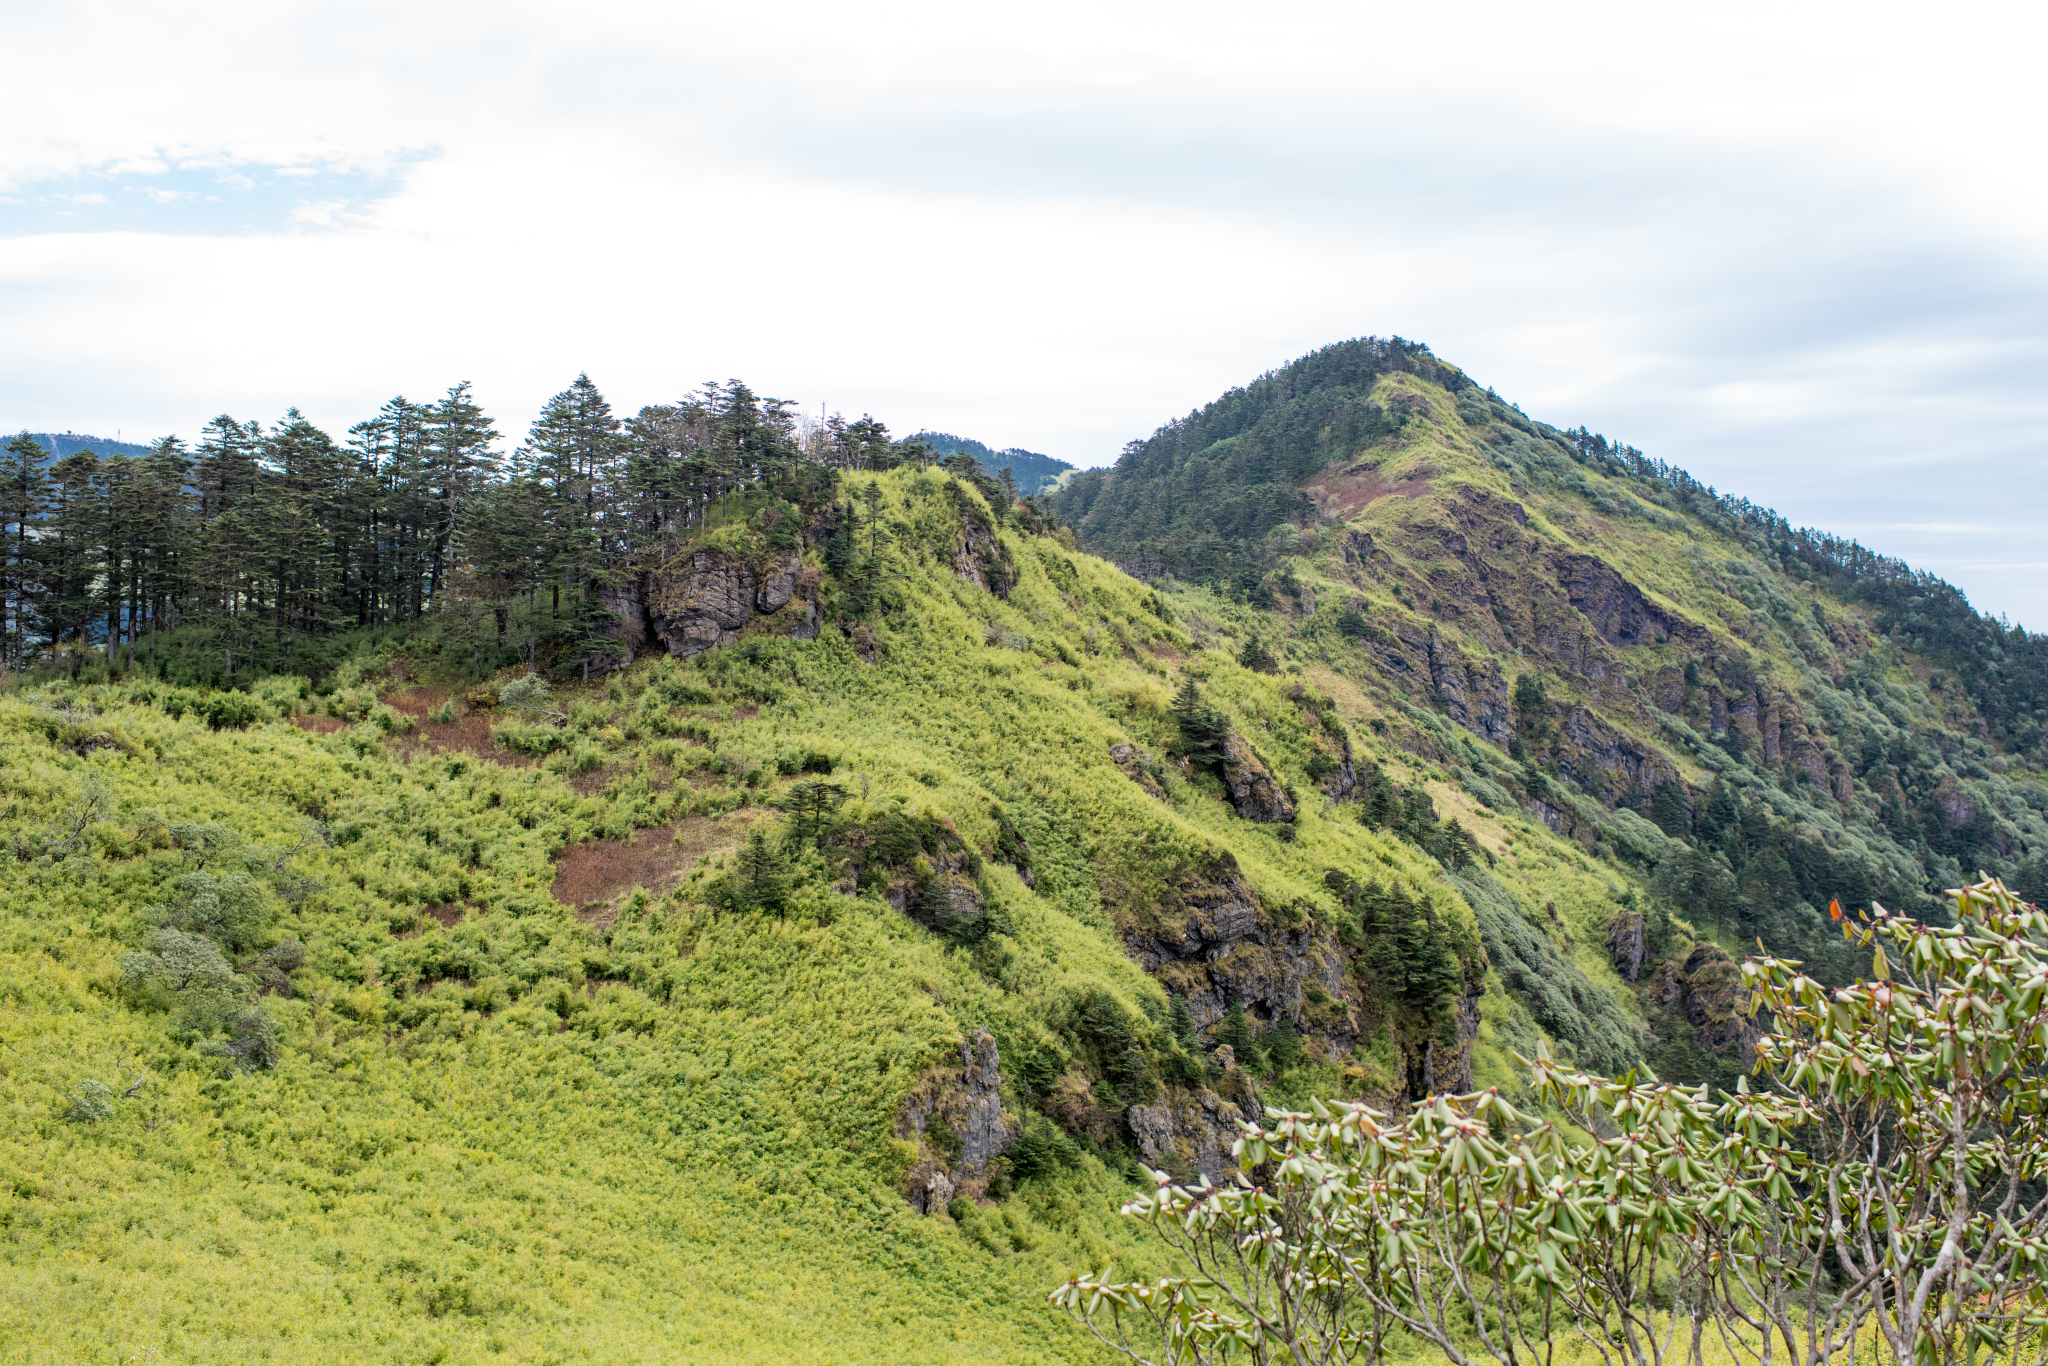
[13,431,153,461]
[907,431,1074,495]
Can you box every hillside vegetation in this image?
[0,450,1624,1363]
[1054,335,2048,1066]
[5,338,2041,1361]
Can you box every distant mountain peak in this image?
[10,430,153,461]
[904,431,1074,496]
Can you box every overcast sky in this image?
[4,1,2045,622]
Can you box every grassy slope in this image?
[1174,366,2045,934]
[12,370,2007,1363]
[1,464,1613,1365]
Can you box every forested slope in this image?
[1053,337,2048,1068]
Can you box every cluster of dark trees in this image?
[0,378,1003,683]
[1047,336,1452,584]
[1352,761,1483,871]
[1323,869,1471,1032]
[1635,775,1897,983]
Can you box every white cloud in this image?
[2,0,2047,620]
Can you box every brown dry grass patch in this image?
[550,816,738,926]
[395,707,531,768]
[391,902,474,941]
[1306,460,1434,518]
[423,901,469,928]
[385,686,451,719]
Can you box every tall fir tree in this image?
[0,435,48,670]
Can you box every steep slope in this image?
[0,459,1622,1362]
[1053,337,2048,1068]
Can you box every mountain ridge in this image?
[1,340,2035,1361]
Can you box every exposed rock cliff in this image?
[600,543,821,668]
[1648,943,1758,1061]
[1126,1087,1255,1184]
[1217,732,1296,824]
[897,1029,1018,1214]
[1606,910,1648,983]
[1108,742,1169,801]
[1121,861,1353,1047]
[952,505,1018,597]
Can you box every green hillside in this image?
[0,455,1599,1364]
[1053,336,2048,1050]
[4,344,2039,1361]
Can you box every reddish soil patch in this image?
[1306,460,1434,518]
[292,714,345,736]
[550,817,737,926]
[392,902,473,941]
[423,901,469,929]
[394,708,531,768]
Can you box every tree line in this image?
[1563,425,2048,757]
[0,377,1006,684]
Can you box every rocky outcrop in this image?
[1412,983,1481,1097]
[1315,732,1359,801]
[1429,637,1512,745]
[952,507,1017,597]
[840,619,882,663]
[647,545,808,656]
[887,875,985,927]
[1649,943,1758,1061]
[1218,732,1296,824]
[1122,862,1354,1048]
[1550,552,1708,652]
[898,1029,1018,1214]
[1554,707,1681,805]
[1109,742,1169,801]
[1606,911,1648,983]
[599,543,820,668]
[1127,1087,1255,1184]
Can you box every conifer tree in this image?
[136,436,194,670]
[1169,676,1231,764]
[422,382,500,610]
[41,450,104,663]
[0,435,47,669]
[738,828,788,914]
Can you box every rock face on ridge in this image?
[897,1029,1018,1214]
[598,544,819,669]
[952,509,1017,597]
[1606,911,1649,983]
[1648,943,1757,1061]
[1218,733,1296,824]
[1122,863,1353,1048]
[1127,1088,1256,1184]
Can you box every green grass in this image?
[0,461,1724,1363]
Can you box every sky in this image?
[4,0,2046,622]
